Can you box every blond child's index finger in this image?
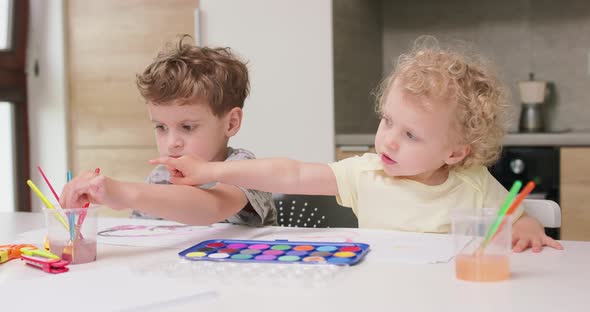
[148,157,175,165]
[544,236,564,250]
[169,176,193,186]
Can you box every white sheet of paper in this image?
[248,226,455,264]
[15,218,455,264]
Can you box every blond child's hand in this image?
[149,155,210,186]
[60,172,127,210]
[511,214,564,253]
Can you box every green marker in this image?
[481,180,522,249]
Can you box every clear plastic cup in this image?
[43,206,99,264]
[451,208,512,282]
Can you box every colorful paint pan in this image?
[178,239,370,266]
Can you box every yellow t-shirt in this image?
[329,153,524,233]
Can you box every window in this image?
[1,0,29,211]
[0,0,13,51]
[0,101,16,211]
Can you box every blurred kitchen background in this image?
[1,0,589,240]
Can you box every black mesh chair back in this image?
[273,194,358,228]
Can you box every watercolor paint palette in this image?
[179,239,370,266]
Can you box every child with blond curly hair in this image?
[150,37,562,252]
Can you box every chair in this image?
[523,199,561,228]
[272,196,560,233]
[273,194,358,228]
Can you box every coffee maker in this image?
[518,73,547,133]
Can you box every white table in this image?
[1,212,589,312]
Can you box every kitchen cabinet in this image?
[66,0,196,215]
[560,147,590,241]
[335,146,375,161]
[66,0,196,169]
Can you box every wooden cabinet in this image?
[66,0,197,215]
[560,147,590,241]
[335,146,375,161]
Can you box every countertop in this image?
[336,131,590,147]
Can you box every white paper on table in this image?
[3,267,216,312]
[242,226,455,264]
[354,229,455,264]
[95,218,281,249]
[13,218,279,249]
[15,218,455,264]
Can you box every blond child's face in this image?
[148,100,234,162]
[374,79,468,185]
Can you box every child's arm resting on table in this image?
[149,156,339,196]
[59,171,249,225]
[512,212,564,253]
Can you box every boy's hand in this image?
[512,214,564,253]
[149,155,210,186]
[60,172,127,210]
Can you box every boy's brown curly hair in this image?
[136,35,249,116]
[376,36,508,169]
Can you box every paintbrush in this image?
[62,212,75,263]
[76,168,100,239]
[475,180,522,256]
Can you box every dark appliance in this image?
[489,146,560,239]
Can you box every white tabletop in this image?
[1,212,589,312]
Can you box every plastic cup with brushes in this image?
[28,168,100,265]
[43,205,99,264]
[451,180,533,282]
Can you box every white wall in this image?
[0,102,15,212]
[199,0,335,163]
[26,0,68,211]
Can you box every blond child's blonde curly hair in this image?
[376,36,508,169]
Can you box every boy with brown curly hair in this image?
[60,35,276,226]
[150,37,562,252]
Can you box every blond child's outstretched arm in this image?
[59,170,249,225]
[149,156,339,196]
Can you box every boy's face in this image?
[148,100,234,162]
[374,79,468,185]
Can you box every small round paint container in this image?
[185,251,207,258]
[254,254,276,261]
[303,256,326,263]
[196,247,216,253]
[286,250,308,257]
[249,244,270,250]
[208,253,230,259]
[240,249,262,255]
[293,245,315,252]
[339,246,361,252]
[278,255,300,262]
[310,251,332,257]
[205,242,225,248]
[316,246,338,252]
[231,254,253,260]
[218,248,238,254]
[333,251,356,258]
[226,243,248,249]
[270,244,291,251]
[262,249,285,256]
